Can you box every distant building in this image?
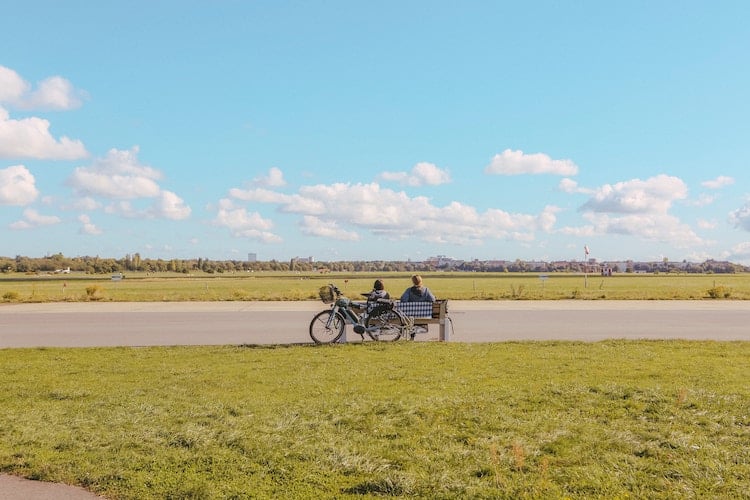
[247,253,257,262]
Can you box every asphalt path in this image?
[2,300,750,348]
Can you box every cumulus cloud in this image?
[0,66,87,160]
[252,166,286,187]
[0,165,38,205]
[558,178,593,194]
[379,162,451,186]
[581,212,704,248]
[0,65,84,110]
[485,149,579,176]
[212,199,281,243]
[68,147,162,199]
[702,175,734,189]
[9,208,61,230]
[229,187,294,205]
[726,242,750,264]
[558,174,707,248]
[78,214,102,235]
[580,175,687,214]
[70,197,102,211]
[300,215,360,241]
[729,203,750,232]
[0,107,88,160]
[688,193,715,207]
[66,146,191,223]
[221,181,559,245]
[151,190,191,220]
[0,66,28,104]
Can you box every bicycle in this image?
[309,284,411,344]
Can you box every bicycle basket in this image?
[318,285,335,303]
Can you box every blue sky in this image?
[2,1,750,264]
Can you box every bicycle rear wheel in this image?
[365,310,405,341]
[309,310,345,344]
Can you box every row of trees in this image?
[1,253,746,275]
[1,254,428,275]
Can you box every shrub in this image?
[706,285,731,299]
[2,291,20,302]
[85,285,105,301]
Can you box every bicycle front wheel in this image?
[309,310,345,344]
[365,310,405,341]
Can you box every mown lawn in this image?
[1,341,749,498]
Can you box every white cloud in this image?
[729,203,750,232]
[0,165,38,205]
[580,175,687,214]
[220,181,560,245]
[68,147,162,199]
[485,149,579,176]
[557,224,596,237]
[689,193,715,207]
[252,166,286,187]
[558,178,593,194]
[0,66,86,160]
[300,215,361,241]
[229,187,294,204]
[726,242,750,264]
[702,175,734,190]
[23,76,84,110]
[0,65,83,111]
[379,162,451,186]
[151,190,191,220]
[65,147,191,225]
[78,214,102,235]
[212,202,282,243]
[561,174,707,249]
[0,66,28,104]
[0,107,88,160]
[9,208,61,230]
[580,212,704,248]
[71,197,102,211]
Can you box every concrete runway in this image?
[2,300,749,347]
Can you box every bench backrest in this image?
[395,299,447,319]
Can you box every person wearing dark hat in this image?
[400,274,435,302]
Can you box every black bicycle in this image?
[309,284,410,343]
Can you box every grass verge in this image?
[1,341,749,499]
[3,271,750,302]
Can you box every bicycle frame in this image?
[326,297,362,327]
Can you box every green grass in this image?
[2,271,750,302]
[2,341,749,498]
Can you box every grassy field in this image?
[1,341,749,499]
[2,271,750,302]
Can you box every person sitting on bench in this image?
[400,274,435,302]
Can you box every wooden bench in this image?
[394,300,449,341]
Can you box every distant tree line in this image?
[0,253,746,275]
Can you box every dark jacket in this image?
[400,285,435,303]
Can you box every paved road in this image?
[2,300,749,347]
